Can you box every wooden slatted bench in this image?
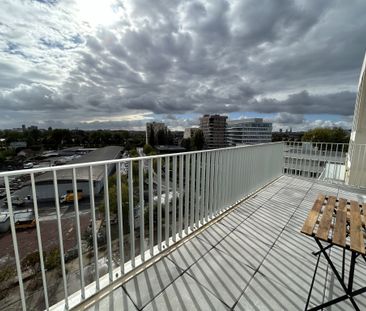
[301,194,366,311]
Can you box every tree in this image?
[143,144,155,155]
[181,138,192,151]
[99,175,131,234]
[21,251,44,275]
[192,129,205,150]
[302,127,349,143]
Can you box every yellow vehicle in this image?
[60,189,83,203]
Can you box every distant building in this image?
[183,128,200,139]
[29,146,122,201]
[227,118,272,145]
[172,131,184,145]
[199,114,228,149]
[146,122,168,145]
[9,141,27,150]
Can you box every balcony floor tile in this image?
[85,287,138,311]
[88,176,366,311]
[166,237,213,271]
[142,273,230,311]
[184,247,256,308]
[122,258,183,309]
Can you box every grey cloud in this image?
[0,84,75,111]
[250,91,356,116]
[0,0,365,129]
[274,112,305,124]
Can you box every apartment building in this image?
[199,114,227,149]
[227,118,272,145]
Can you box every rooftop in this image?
[83,175,366,311]
[34,146,122,183]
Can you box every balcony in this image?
[0,142,365,310]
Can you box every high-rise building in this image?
[227,118,272,145]
[146,122,168,145]
[199,114,227,149]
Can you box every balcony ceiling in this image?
[86,176,366,311]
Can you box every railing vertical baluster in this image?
[148,159,154,256]
[178,155,184,238]
[195,153,201,226]
[103,164,113,282]
[184,154,190,234]
[53,171,69,306]
[362,145,366,187]
[318,143,322,178]
[116,163,124,275]
[224,150,229,207]
[30,173,49,310]
[219,150,224,211]
[209,152,214,219]
[190,153,196,230]
[72,168,85,298]
[204,152,210,223]
[237,149,242,201]
[232,149,236,203]
[214,151,219,215]
[165,157,170,246]
[4,176,26,311]
[172,156,177,241]
[224,150,229,206]
[200,152,206,224]
[139,160,145,261]
[356,145,362,187]
[128,161,135,266]
[157,158,162,249]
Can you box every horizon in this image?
[1,1,365,131]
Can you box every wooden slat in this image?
[332,198,347,247]
[349,201,365,254]
[316,196,337,241]
[362,203,366,227]
[301,194,326,235]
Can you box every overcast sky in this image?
[0,0,365,131]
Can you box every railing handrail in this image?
[283,141,349,145]
[0,142,283,178]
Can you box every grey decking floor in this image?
[87,176,366,311]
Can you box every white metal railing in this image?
[283,141,348,180]
[0,142,283,311]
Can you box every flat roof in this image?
[35,146,122,183]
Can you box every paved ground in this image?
[87,176,366,311]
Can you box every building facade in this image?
[227,118,272,145]
[199,114,227,149]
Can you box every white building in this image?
[346,52,366,187]
[183,127,200,139]
[227,118,272,145]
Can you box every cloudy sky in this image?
[0,0,365,131]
